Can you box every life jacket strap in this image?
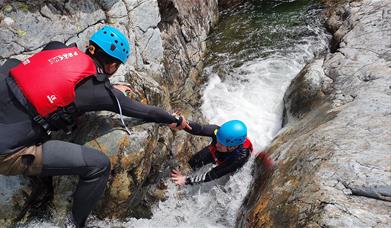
[6,75,78,135]
[6,75,52,135]
[45,103,78,134]
[33,116,51,135]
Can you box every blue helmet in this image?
[216,120,247,147]
[90,26,130,64]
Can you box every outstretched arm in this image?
[185,155,248,185]
[75,79,187,127]
[113,88,177,124]
[171,148,250,186]
[185,122,219,137]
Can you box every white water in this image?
[89,5,330,228]
[26,1,330,228]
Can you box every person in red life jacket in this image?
[171,120,253,186]
[0,26,190,227]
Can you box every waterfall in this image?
[105,1,330,227]
[27,0,331,227]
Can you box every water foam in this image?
[22,1,330,227]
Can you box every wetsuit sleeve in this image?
[75,79,178,124]
[185,122,219,137]
[185,147,250,185]
[111,88,178,124]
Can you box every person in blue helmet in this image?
[171,120,253,186]
[0,25,190,227]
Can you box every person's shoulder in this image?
[78,75,108,86]
[42,41,68,51]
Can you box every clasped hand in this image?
[168,111,192,130]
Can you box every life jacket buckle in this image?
[32,116,51,135]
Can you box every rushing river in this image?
[28,0,330,227]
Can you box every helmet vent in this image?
[110,44,116,51]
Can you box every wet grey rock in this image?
[158,0,219,112]
[0,0,218,225]
[0,1,106,57]
[0,176,28,225]
[283,59,333,124]
[238,0,391,227]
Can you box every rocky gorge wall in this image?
[1,0,389,227]
[0,0,219,225]
[237,0,391,227]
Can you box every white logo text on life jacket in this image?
[47,95,57,103]
[48,51,79,64]
[22,59,30,65]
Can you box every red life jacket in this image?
[10,47,97,117]
[209,138,253,166]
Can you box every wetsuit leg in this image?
[40,140,111,227]
[188,146,215,170]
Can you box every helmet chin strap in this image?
[87,43,129,134]
[88,45,116,75]
[94,65,108,82]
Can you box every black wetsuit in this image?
[0,41,178,227]
[184,122,251,185]
[0,42,177,154]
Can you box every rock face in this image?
[157,0,218,112]
[238,0,391,227]
[0,0,218,225]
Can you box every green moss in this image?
[17,3,29,13]
[16,29,27,37]
[107,18,117,25]
[3,4,13,13]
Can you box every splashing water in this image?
[26,0,330,227]
[107,1,330,227]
